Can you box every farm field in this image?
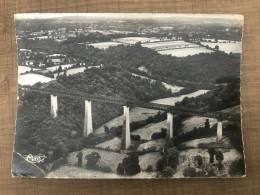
[88,41,123,49]
[18,73,55,86]
[200,42,242,54]
[137,139,165,152]
[115,37,160,44]
[131,120,167,140]
[67,148,126,172]
[158,47,214,57]
[180,116,218,134]
[40,64,74,73]
[139,152,161,171]
[95,137,121,151]
[180,136,232,148]
[142,40,198,50]
[151,90,209,106]
[175,147,243,178]
[66,67,86,75]
[18,66,40,75]
[94,107,159,134]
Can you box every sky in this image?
[14,13,244,21]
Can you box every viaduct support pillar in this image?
[50,95,58,118]
[121,106,131,149]
[166,113,173,139]
[217,121,223,140]
[83,100,93,137]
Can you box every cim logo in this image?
[24,154,47,164]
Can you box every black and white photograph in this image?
[12,13,245,178]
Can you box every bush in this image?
[146,165,153,172]
[50,157,66,171]
[229,158,245,176]
[151,128,166,139]
[156,159,165,172]
[131,134,140,141]
[194,155,203,166]
[215,150,224,164]
[121,152,141,175]
[183,167,197,177]
[161,167,175,178]
[208,147,216,163]
[117,163,124,175]
[166,148,179,169]
[85,152,100,169]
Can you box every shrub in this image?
[117,163,124,175]
[151,128,166,139]
[161,167,175,178]
[156,159,165,172]
[146,165,153,172]
[131,134,140,141]
[85,152,100,169]
[228,158,245,176]
[50,157,66,171]
[183,167,197,177]
[208,147,216,163]
[194,155,203,166]
[122,152,141,175]
[215,150,224,164]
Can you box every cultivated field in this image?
[18,66,40,75]
[200,42,242,54]
[180,116,218,134]
[40,64,74,73]
[115,37,160,44]
[131,120,167,140]
[67,148,126,172]
[18,73,55,86]
[142,40,198,50]
[158,47,214,57]
[88,42,123,49]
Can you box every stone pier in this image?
[83,100,93,137]
[217,121,223,140]
[166,113,173,139]
[50,95,58,118]
[121,106,131,149]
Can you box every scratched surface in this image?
[0,0,260,195]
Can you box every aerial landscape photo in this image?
[12,13,245,178]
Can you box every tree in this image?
[215,150,224,164]
[208,147,216,163]
[122,152,141,175]
[57,65,62,74]
[104,125,110,133]
[205,119,210,130]
[156,159,165,172]
[117,163,124,175]
[194,155,203,166]
[76,151,83,167]
[229,158,245,176]
[85,152,100,169]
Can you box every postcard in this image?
[12,13,245,178]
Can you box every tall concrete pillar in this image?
[83,100,93,137]
[121,106,131,150]
[166,113,173,139]
[217,121,223,139]
[50,95,58,118]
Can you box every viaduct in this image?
[21,86,232,150]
